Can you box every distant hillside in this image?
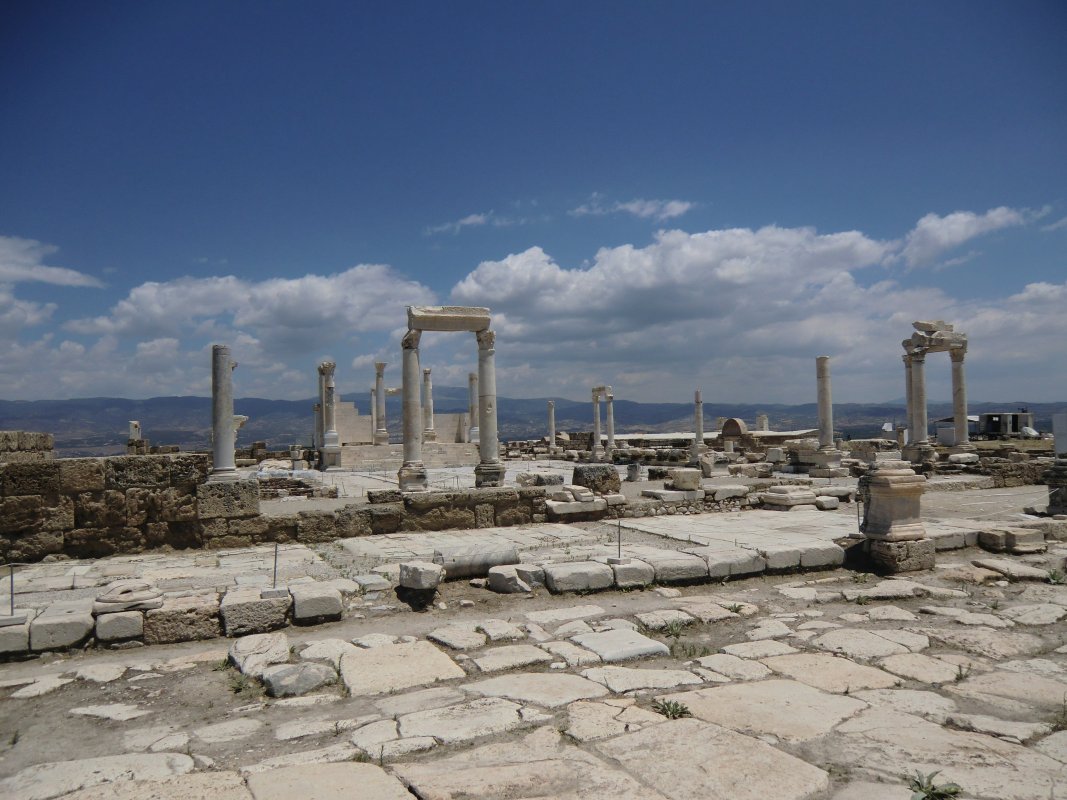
[0,393,1063,457]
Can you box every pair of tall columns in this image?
[903,345,970,454]
[397,328,503,490]
[318,361,340,468]
[590,387,615,460]
[210,344,237,481]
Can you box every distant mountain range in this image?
[1,392,1063,457]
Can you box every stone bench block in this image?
[545,498,607,516]
[688,547,767,578]
[642,552,709,583]
[289,584,343,624]
[143,592,222,644]
[487,565,531,593]
[515,564,545,587]
[220,588,292,636]
[603,493,626,506]
[543,561,614,594]
[603,558,655,588]
[757,545,802,570]
[95,610,144,642]
[399,561,445,590]
[815,486,855,501]
[815,496,840,510]
[30,601,94,651]
[798,542,846,568]
[712,485,749,502]
[433,546,519,579]
[0,609,35,654]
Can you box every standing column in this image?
[319,361,341,468]
[902,353,914,443]
[315,368,326,449]
[398,330,428,491]
[691,389,705,463]
[374,362,388,445]
[910,352,929,445]
[468,372,479,444]
[210,344,237,481]
[591,389,603,461]
[475,330,505,486]
[605,388,615,458]
[547,400,556,450]
[816,356,834,451]
[950,347,971,448]
[422,367,436,442]
[369,389,377,441]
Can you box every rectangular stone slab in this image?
[407,305,490,332]
[340,640,465,696]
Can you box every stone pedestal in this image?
[861,460,933,572]
[1044,458,1067,516]
[475,462,506,488]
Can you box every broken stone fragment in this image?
[93,579,163,615]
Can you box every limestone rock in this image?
[30,601,94,651]
[95,610,143,642]
[581,665,702,693]
[473,644,554,673]
[399,560,444,590]
[92,580,163,614]
[229,631,291,678]
[261,662,336,698]
[143,592,221,645]
[220,589,291,637]
[542,561,613,593]
[289,584,342,623]
[487,565,531,594]
[340,640,465,697]
[397,697,531,744]
[571,628,669,662]
[0,753,194,800]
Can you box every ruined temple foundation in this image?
[860,459,935,572]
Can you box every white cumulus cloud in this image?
[0,235,103,287]
[897,206,1026,268]
[569,193,694,222]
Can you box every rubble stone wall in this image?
[0,430,55,464]
[0,454,212,563]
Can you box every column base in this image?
[469,428,480,445]
[398,464,429,492]
[373,432,390,446]
[423,430,437,442]
[902,443,937,464]
[320,447,342,471]
[208,469,239,483]
[475,462,506,488]
[867,538,935,573]
[948,443,977,454]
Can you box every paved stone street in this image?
[2,485,1065,799]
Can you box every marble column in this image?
[816,356,834,451]
[369,389,377,441]
[950,347,971,448]
[902,354,914,444]
[422,367,436,442]
[756,414,768,432]
[374,362,388,445]
[691,389,704,463]
[398,330,428,491]
[605,388,615,458]
[547,400,556,450]
[315,368,325,449]
[319,361,341,469]
[210,344,237,481]
[475,330,505,486]
[591,389,603,461]
[910,353,928,445]
[468,371,479,444]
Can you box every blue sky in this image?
[1,1,1065,406]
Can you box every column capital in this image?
[910,351,926,364]
[547,399,554,408]
[476,328,495,350]
[374,361,387,376]
[401,329,421,350]
[423,367,431,377]
[317,360,336,376]
[950,346,967,363]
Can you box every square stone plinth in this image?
[220,588,291,636]
[868,538,936,573]
[196,480,260,520]
[95,610,144,642]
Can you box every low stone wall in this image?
[0,454,211,562]
[0,431,54,464]
[978,458,1053,488]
